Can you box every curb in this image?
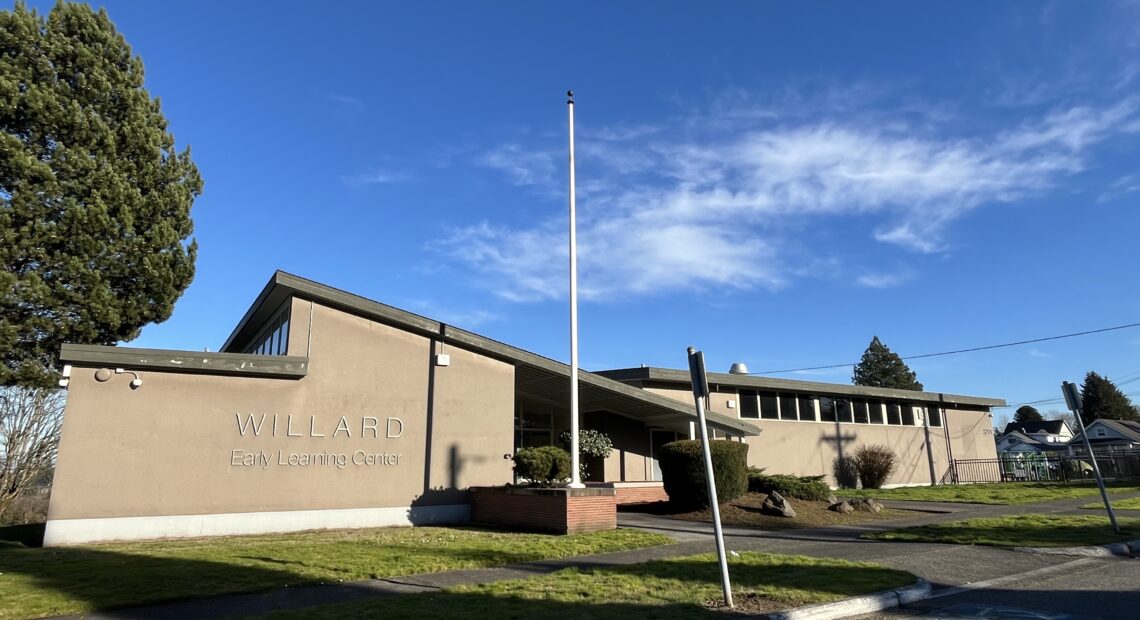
[1013,538,1140,559]
[763,579,932,620]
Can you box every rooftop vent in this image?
[728,362,749,375]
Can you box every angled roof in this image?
[1077,419,1140,443]
[1002,420,1070,436]
[596,367,1005,408]
[220,271,760,437]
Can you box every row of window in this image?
[737,390,942,427]
[244,310,290,356]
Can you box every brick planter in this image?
[470,486,616,534]
[608,481,669,505]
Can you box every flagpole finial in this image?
[567,89,574,103]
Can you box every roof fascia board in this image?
[601,367,1005,407]
[61,343,308,379]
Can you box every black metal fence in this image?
[944,451,1140,484]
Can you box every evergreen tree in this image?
[852,336,924,391]
[1078,372,1138,422]
[0,2,202,386]
[1013,405,1044,424]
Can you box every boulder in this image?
[848,498,883,513]
[828,500,854,514]
[761,491,797,518]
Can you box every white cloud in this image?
[856,271,912,289]
[440,97,1140,302]
[1098,173,1140,202]
[342,168,411,186]
[403,299,499,328]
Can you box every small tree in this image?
[559,429,613,481]
[1079,372,1138,422]
[852,337,923,391]
[0,387,64,518]
[1,2,203,386]
[852,444,897,489]
[1013,405,1044,424]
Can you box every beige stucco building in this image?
[46,271,1002,545]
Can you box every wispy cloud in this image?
[439,96,1140,302]
[342,168,412,186]
[1098,173,1140,202]
[325,93,365,111]
[1027,348,1051,358]
[856,271,913,289]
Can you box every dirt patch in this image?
[657,493,911,529]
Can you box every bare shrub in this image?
[832,454,860,489]
[1,387,64,520]
[853,444,897,489]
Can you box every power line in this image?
[757,321,1140,375]
[997,373,1140,409]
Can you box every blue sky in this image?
[27,1,1140,421]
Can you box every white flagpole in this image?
[567,90,583,488]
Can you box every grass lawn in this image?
[259,552,918,619]
[863,514,1140,548]
[849,481,1140,505]
[662,492,910,530]
[1082,496,1140,510]
[0,526,672,620]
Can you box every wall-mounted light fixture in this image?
[115,368,143,389]
[58,364,72,388]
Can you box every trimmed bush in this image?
[748,472,832,501]
[512,446,571,487]
[658,440,749,509]
[853,444,897,489]
[558,429,614,481]
[832,454,860,489]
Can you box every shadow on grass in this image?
[0,545,307,616]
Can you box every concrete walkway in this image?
[55,493,1140,620]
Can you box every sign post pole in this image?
[1062,380,1119,533]
[687,347,733,608]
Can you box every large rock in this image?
[848,498,883,513]
[828,500,854,514]
[827,493,838,505]
[761,491,797,518]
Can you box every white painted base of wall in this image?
[43,504,470,547]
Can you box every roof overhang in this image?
[598,367,1006,408]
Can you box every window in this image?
[867,399,884,424]
[836,398,853,423]
[928,407,943,427]
[853,400,869,424]
[819,396,836,422]
[515,409,553,448]
[779,393,798,420]
[798,395,816,421]
[739,389,759,419]
[886,403,902,425]
[759,391,779,419]
[244,308,290,356]
[901,404,916,426]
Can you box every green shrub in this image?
[833,454,860,489]
[512,446,571,487]
[658,440,749,509]
[558,429,614,481]
[748,472,832,501]
[852,445,897,489]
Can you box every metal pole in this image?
[566,90,583,489]
[1063,381,1118,533]
[922,405,937,486]
[688,347,733,608]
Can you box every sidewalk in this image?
[56,493,1139,620]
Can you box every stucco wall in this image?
[48,298,514,534]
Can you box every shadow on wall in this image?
[410,442,490,510]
